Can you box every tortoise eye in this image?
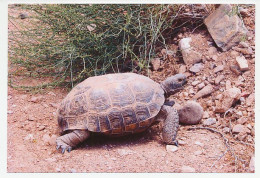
[178,78,183,82]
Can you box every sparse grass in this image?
[8,4,211,90]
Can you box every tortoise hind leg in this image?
[56,130,90,154]
[161,105,179,145]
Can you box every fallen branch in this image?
[188,126,246,172]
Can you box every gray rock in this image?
[179,37,202,65]
[193,84,214,99]
[204,4,248,51]
[203,118,217,126]
[194,141,204,147]
[178,140,186,145]
[191,80,200,86]
[189,63,204,73]
[166,145,178,153]
[197,82,205,89]
[236,56,249,71]
[215,75,225,85]
[237,117,248,125]
[213,65,224,73]
[232,124,250,134]
[181,166,196,173]
[178,101,204,125]
[215,87,241,113]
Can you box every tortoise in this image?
[56,73,186,153]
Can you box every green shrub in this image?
[9,4,207,89]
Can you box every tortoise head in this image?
[161,74,187,95]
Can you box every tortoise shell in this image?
[57,73,165,135]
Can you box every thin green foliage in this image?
[9,4,181,89]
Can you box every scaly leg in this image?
[56,130,90,153]
[161,105,179,145]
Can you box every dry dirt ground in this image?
[7,5,255,173]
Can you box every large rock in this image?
[179,37,202,65]
[204,4,248,51]
[215,87,241,113]
[178,101,204,125]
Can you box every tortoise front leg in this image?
[161,105,179,145]
[56,130,90,154]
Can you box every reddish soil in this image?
[7,5,255,173]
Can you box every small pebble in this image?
[166,145,178,153]
[212,55,218,61]
[7,110,14,114]
[213,65,224,73]
[71,169,77,173]
[45,157,56,162]
[197,82,205,89]
[194,150,203,155]
[24,134,34,141]
[189,63,204,73]
[191,80,200,86]
[194,141,204,147]
[223,127,230,133]
[203,118,217,126]
[28,115,35,121]
[30,96,43,103]
[178,140,186,145]
[38,125,46,131]
[181,166,196,173]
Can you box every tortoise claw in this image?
[173,140,179,147]
[67,147,72,153]
[61,147,66,154]
[56,143,72,154]
[56,145,61,150]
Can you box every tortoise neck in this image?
[160,82,170,95]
